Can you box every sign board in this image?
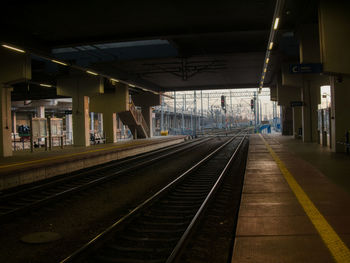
[65,110,72,115]
[289,63,323,74]
[290,101,303,107]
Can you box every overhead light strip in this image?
[259,0,284,93]
[2,42,161,96]
[2,44,25,53]
[39,83,53,88]
[51,59,68,66]
[86,70,98,76]
[274,17,280,30]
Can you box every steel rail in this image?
[60,132,246,263]
[0,137,213,222]
[166,135,247,263]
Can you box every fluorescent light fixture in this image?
[86,70,98,76]
[2,44,25,53]
[269,42,274,50]
[274,17,280,30]
[51,59,68,66]
[266,57,270,64]
[262,75,265,80]
[110,78,119,82]
[40,83,53,88]
[129,84,136,88]
[264,68,267,73]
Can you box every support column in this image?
[298,24,323,143]
[65,114,73,142]
[36,106,45,118]
[90,112,94,134]
[57,75,104,147]
[319,1,350,152]
[12,111,16,134]
[330,75,350,152]
[89,82,129,142]
[103,112,117,143]
[72,96,90,146]
[301,80,319,142]
[0,85,13,157]
[0,48,31,157]
[37,106,45,143]
[281,106,293,135]
[292,107,302,139]
[278,72,302,136]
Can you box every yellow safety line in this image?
[260,134,350,263]
[0,140,151,169]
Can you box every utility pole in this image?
[193,90,197,137]
[254,91,257,132]
[174,91,176,133]
[182,94,185,132]
[161,95,164,132]
[200,90,203,130]
[207,93,210,117]
[230,90,232,128]
[184,94,186,112]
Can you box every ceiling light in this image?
[269,42,274,50]
[274,17,280,30]
[86,70,98,76]
[2,44,25,53]
[129,84,136,88]
[51,59,68,66]
[264,68,267,73]
[40,83,53,88]
[266,58,269,64]
[110,78,119,82]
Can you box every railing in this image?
[128,100,150,136]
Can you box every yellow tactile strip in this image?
[0,137,182,170]
[260,134,350,263]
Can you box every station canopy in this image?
[1,0,318,99]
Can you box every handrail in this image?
[128,99,150,136]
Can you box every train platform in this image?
[232,134,350,263]
[0,136,187,191]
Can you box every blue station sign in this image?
[289,63,323,74]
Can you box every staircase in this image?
[118,100,150,139]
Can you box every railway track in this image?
[0,136,216,223]
[61,133,248,263]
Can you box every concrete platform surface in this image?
[232,134,350,263]
[0,136,186,191]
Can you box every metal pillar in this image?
[182,95,185,132]
[193,91,197,136]
[190,110,193,134]
[207,93,210,117]
[161,95,164,132]
[230,90,233,128]
[200,90,203,130]
[90,112,94,134]
[254,91,257,132]
[173,91,177,132]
